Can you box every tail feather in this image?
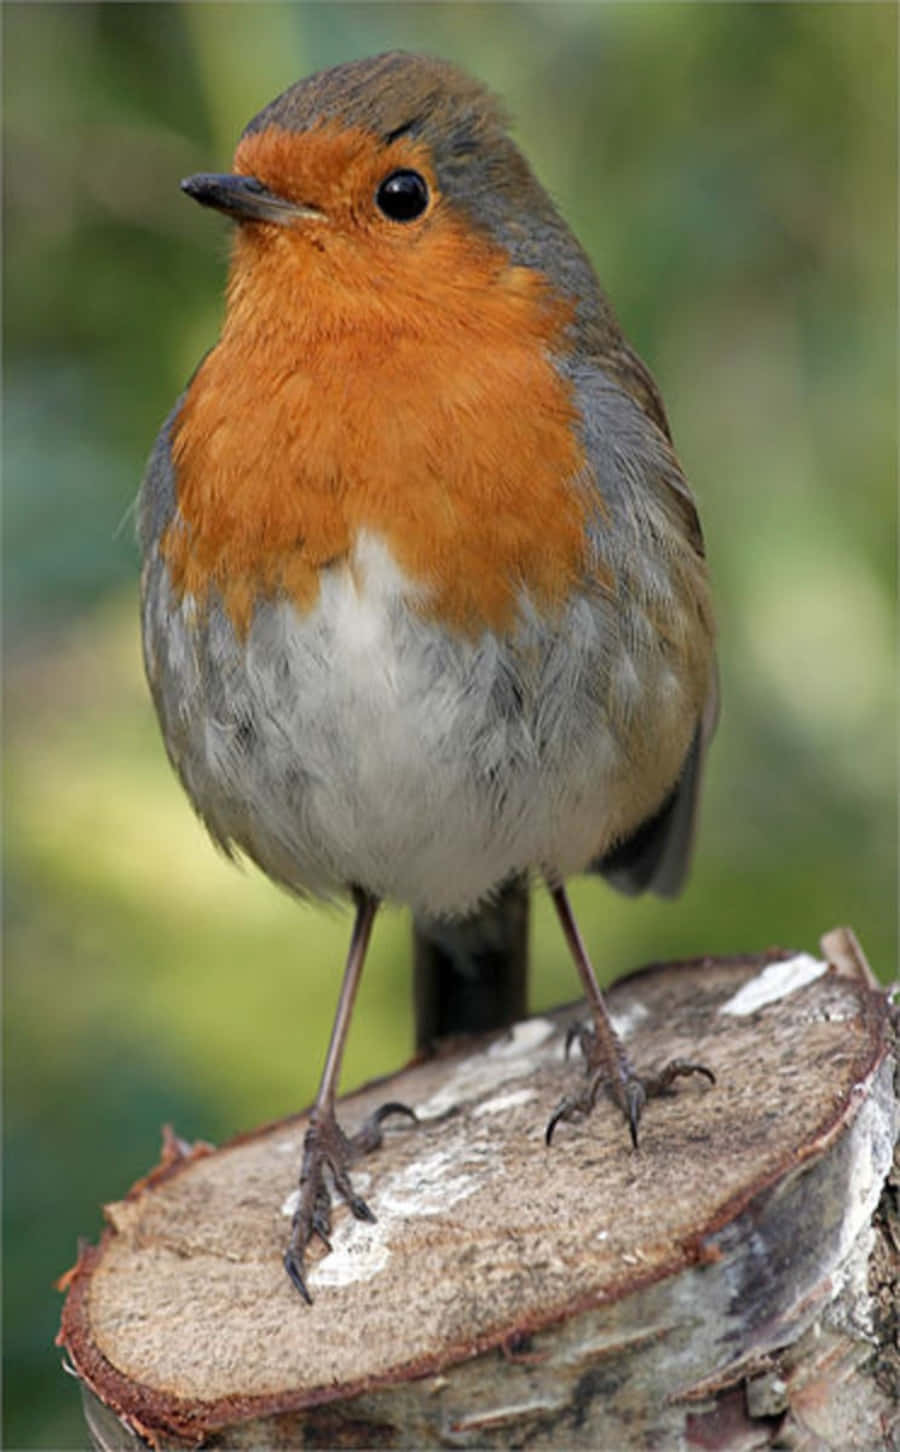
[412,876,529,1047]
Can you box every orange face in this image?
[164,123,596,637]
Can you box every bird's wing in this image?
[594,670,719,898]
[572,339,718,898]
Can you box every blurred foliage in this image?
[4,4,896,1447]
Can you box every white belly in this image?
[143,532,696,916]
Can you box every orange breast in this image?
[163,125,594,638]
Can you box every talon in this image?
[372,1101,418,1126]
[285,1098,419,1300]
[353,1100,417,1154]
[310,1215,332,1251]
[546,1016,714,1151]
[624,1077,646,1149]
[283,1250,312,1305]
[545,1095,579,1145]
[642,1058,716,1098]
[310,1184,332,1244]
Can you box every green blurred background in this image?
[4,4,896,1446]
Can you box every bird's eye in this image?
[375,169,430,223]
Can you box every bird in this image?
[138,50,718,1302]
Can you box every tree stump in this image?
[57,928,899,1450]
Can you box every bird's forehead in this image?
[240,51,504,161]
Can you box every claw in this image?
[545,1095,578,1146]
[547,1019,714,1150]
[545,1066,613,1146]
[352,1100,417,1155]
[642,1059,716,1097]
[285,1100,417,1301]
[310,1214,332,1251]
[624,1076,646,1149]
[283,1249,313,1305]
[371,1101,419,1126]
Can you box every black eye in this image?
[375,169,429,222]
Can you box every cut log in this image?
[57,929,899,1450]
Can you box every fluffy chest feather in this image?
[142,529,699,915]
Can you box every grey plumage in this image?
[139,49,716,936]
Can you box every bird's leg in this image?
[284,888,416,1302]
[544,884,713,1148]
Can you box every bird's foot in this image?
[284,1100,416,1302]
[545,1022,714,1149]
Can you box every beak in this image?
[180,173,325,226]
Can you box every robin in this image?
[138,51,718,1301]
